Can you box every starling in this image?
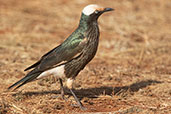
[8,4,113,109]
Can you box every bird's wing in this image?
[25,34,87,72]
[8,34,87,90]
[24,45,60,71]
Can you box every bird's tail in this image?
[8,70,42,91]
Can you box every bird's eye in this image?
[94,10,99,14]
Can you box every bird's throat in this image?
[78,13,98,31]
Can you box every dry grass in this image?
[0,0,171,113]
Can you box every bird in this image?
[8,4,114,110]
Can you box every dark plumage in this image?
[8,4,113,110]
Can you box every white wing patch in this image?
[37,65,65,79]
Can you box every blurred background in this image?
[0,0,171,113]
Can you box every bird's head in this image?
[81,4,114,21]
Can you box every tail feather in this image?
[8,71,41,90]
[8,76,30,90]
[12,76,34,91]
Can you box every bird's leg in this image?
[59,78,66,100]
[66,78,86,110]
[69,89,86,110]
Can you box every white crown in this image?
[82,4,100,16]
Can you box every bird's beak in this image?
[103,8,114,12]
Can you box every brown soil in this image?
[0,0,171,114]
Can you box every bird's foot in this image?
[51,94,67,101]
[61,94,68,101]
[71,103,87,110]
[69,89,87,110]
[51,95,60,99]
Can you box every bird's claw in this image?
[61,94,68,101]
[71,103,87,110]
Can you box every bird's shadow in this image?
[13,79,162,99]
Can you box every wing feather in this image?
[24,34,87,72]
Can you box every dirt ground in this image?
[0,0,171,114]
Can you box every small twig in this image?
[138,46,145,66]
[11,104,23,112]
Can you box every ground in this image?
[0,0,171,114]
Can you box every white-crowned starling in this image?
[8,4,114,110]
